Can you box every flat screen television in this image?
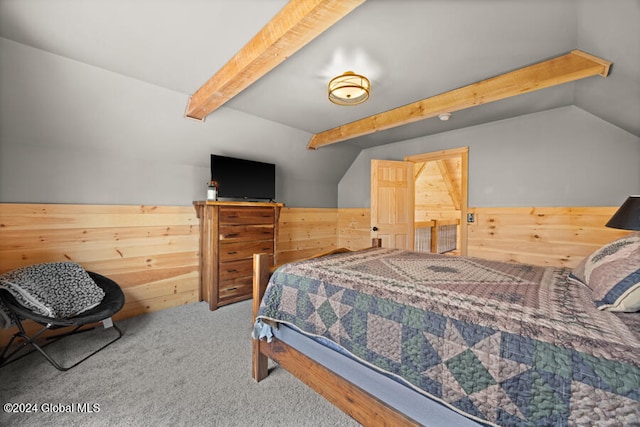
[210,154,276,201]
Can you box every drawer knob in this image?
[227,251,238,255]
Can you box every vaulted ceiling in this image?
[1,0,638,150]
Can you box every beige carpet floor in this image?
[0,299,359,427]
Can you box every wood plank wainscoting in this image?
[277,207,370,264]
[277,207,339,265]
[467,206,630,267]
[0,203,199,346]
[0,204,627,346]
[337,208,371,250]
[334,206,629,268]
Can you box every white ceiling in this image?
[1,0,638,149]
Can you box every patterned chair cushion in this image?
[569,232,640,311]
[0,262,105,320]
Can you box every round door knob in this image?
[372,226,378,232]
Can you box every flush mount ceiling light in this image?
[328,71,370,105]
[438,112,452,121]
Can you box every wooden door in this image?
[371,160,414,249]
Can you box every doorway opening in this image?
[406,147,468,256]
[370,147,468,256]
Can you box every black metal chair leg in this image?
[0,310,52,366]
[0,322,123,371]
[0,270,126,371]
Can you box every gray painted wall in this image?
[0,38,360,208]
[335,0,640,210]
[338,106,640,208]
[2,38,638,211]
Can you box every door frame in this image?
[404,147,469,256]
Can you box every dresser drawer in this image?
[219,259,253,281]
[219,256,274,281]
[219,224,274,242]
[219,240,274,261]
[219,207,275,225]
[219,277,253,302]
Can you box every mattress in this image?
[272,322,483,426]
[256,247,640,426]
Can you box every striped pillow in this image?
[569,232,640,312]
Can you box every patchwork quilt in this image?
[256,248,640,426]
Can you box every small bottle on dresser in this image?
[207,181,218,201]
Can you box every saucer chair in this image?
[0,268,125,371]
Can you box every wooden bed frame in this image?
[251,239,423,426]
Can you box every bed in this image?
[252,235,640,426]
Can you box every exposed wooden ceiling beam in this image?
[184,0,365,121]
[307,50,611,149]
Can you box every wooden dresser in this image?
[194,201,282,310]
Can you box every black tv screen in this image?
[210,154,276,201]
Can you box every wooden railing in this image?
[415,219,460,253]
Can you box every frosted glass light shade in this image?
[328,71,370,106]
